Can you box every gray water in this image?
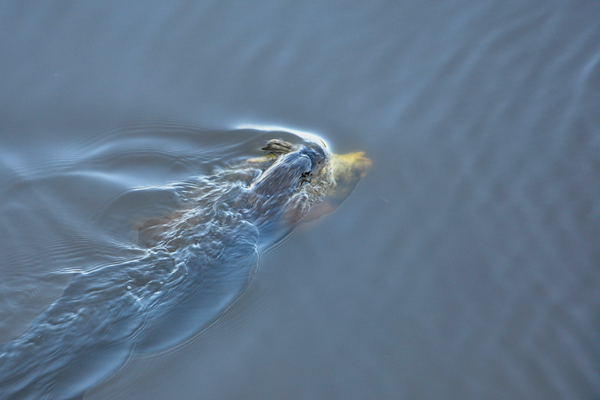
[1,0,599,399]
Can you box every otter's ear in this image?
[262,139,294,155]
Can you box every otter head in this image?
[249,142,329,198]
[245,137,370,226]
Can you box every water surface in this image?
[1,0,599,398]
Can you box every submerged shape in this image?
[0,131,370,400]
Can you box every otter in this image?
[0,133,370,400]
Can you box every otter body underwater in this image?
[0,132,370,400]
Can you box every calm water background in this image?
[1,0,599,399]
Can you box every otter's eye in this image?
[299,170,311,187]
